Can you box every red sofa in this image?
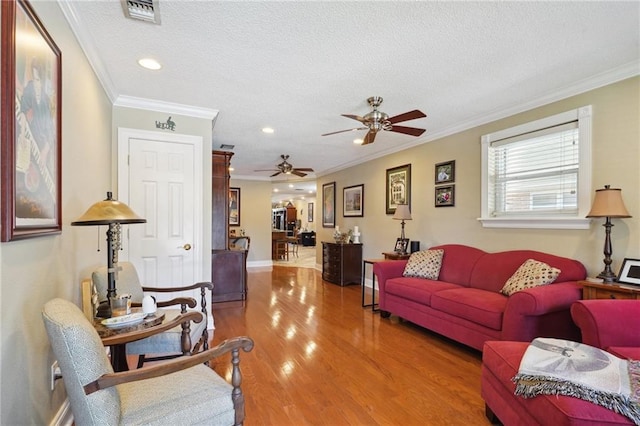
[481,299,639,425]
[373,244,587,351]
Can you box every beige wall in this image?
[316,77,640,276]
[229,179,273,265]
[0,1,113,423]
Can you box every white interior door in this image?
[118,128,203,303]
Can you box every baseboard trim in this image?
[50,398,73,426]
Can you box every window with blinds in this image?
[480,106,592,229]
[489,122,579,216]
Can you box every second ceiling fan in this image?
[322,96,427,145]
[254,154,314,177]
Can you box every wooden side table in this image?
[579,280,640,300]
[382,252,411,260]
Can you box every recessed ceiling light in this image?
[273,188,279,192]
[138,58,162,70]
[228,167,234,172]
[353,138,363,145]
[288,184,294,188]
[262,127,274,134]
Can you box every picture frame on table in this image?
[435,185,455,207]
[307,202,314,222]
[394,238,409,253]
[435,160,455,184]
[617,258,640,286]
[1,0,62,242]
[343,184,364,217]
[322,182,336,228]
[229,187,240,226]
[386,164,411,214]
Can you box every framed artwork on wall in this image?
[343,184,364,217]
[435,160,455,184]
[322,182,336,228]
[229,187,240,226]
[435,185,455,207]
[1,0,62,241]
[308,202,314,222]
[386,164,411,214]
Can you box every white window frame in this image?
[479,106,592,229]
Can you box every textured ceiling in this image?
[59,1,640,202]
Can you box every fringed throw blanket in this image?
[513,338,640,425]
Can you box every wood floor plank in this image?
[209,266,489,425]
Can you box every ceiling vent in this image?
[121,0,161,24]
[220,144,235,150]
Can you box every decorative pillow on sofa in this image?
[500,259,561,296]
[402,249,444,279]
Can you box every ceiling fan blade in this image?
[389,125,426,137]
[322,127,367,136]
[270,171,282,177]
[388,109,426,124]
[291,170,307,177]
[294,168,314,172]
[362,130,377,145]
[341,114,366,123]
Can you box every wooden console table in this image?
[382,252,411,260]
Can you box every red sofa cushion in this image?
[469,250,587,292]
[430,244,486,286]
[385,277,461,306]
[431,288,507,330]
[482,340,633,425]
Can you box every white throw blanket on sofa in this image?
[513,338,640,425]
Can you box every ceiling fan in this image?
[322,96,427,145]
[254,154,314,177]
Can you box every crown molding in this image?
[113,95,218,120]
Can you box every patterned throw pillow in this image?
[402,249,444,279]
[500,259,561,296]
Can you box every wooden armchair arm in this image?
[100,311,203,346]
[84,336,254,395]
[141,281,213,293]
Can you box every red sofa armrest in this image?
[501,282,582,342]
[571,299,640,349]
[373,260,408,308]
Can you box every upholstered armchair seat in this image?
[42,298,253,425]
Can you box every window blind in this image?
[489,121,579,216]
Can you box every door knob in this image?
[179,243,192,251]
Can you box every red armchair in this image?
[571,299,640,360]
[481,299,639,425]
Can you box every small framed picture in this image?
[435,160,455,184]
[617,258,640,286]
[435,185,455,207]
[229,187,240,226]
[322,182,336,228]
[394,238,409,253]
[308,202,314,222]
[343,184,364,217]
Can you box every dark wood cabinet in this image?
[322,242,362,286]
[212,249,247,302]
[211,151,247,302]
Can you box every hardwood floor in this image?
[209,266,489,425]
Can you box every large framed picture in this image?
[435,160,455,184]
[617,258,640,286]
[322,182,336,228]
[229,187,240,226]
[343,184,364,217]
[1,0,62,242]
[386,164,411,214]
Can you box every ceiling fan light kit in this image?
[322,96,427,145]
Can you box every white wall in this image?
[0,1,113,423]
